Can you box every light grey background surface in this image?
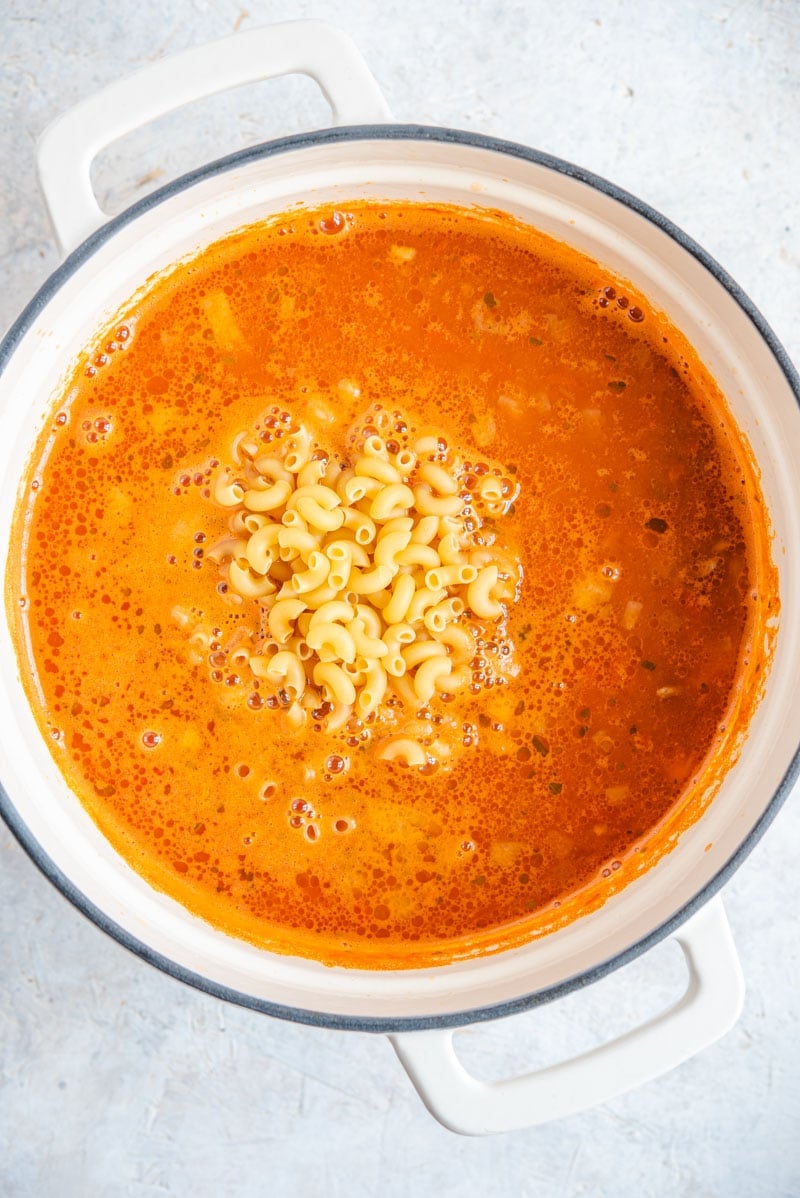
[1,1,798,1195]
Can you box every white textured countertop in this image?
[1,1,798,1194]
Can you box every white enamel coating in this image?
[2,27,798,1135]
[36,19,393,254]
[390,897,743,1134]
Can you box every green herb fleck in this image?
[529,336,543,345]
[484,291,497,308]
[471,875,486,887]
[548,781,563,795]
[641,660,656,671]
[532,735,550,757]
[608,380,627,393]
[645,517,668,534]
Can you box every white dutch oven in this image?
[1,21,799,1136]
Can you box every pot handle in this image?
[36,19,392,256]
[390,896,743,1135]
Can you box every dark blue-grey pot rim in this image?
[1,123,798,1035]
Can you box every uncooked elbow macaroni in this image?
[467,564,504,620]
[207,409,521,764]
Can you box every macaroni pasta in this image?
[207,411,521,767]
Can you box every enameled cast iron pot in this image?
[1,22,799,1135]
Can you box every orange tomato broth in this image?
[7,201,777,969]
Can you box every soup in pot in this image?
[6,201,777,967]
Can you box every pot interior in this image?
[1,130,799,1027]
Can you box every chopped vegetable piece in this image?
[605,785,630,805]
[622,600,643,630]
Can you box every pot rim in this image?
[1,122,798,1034]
